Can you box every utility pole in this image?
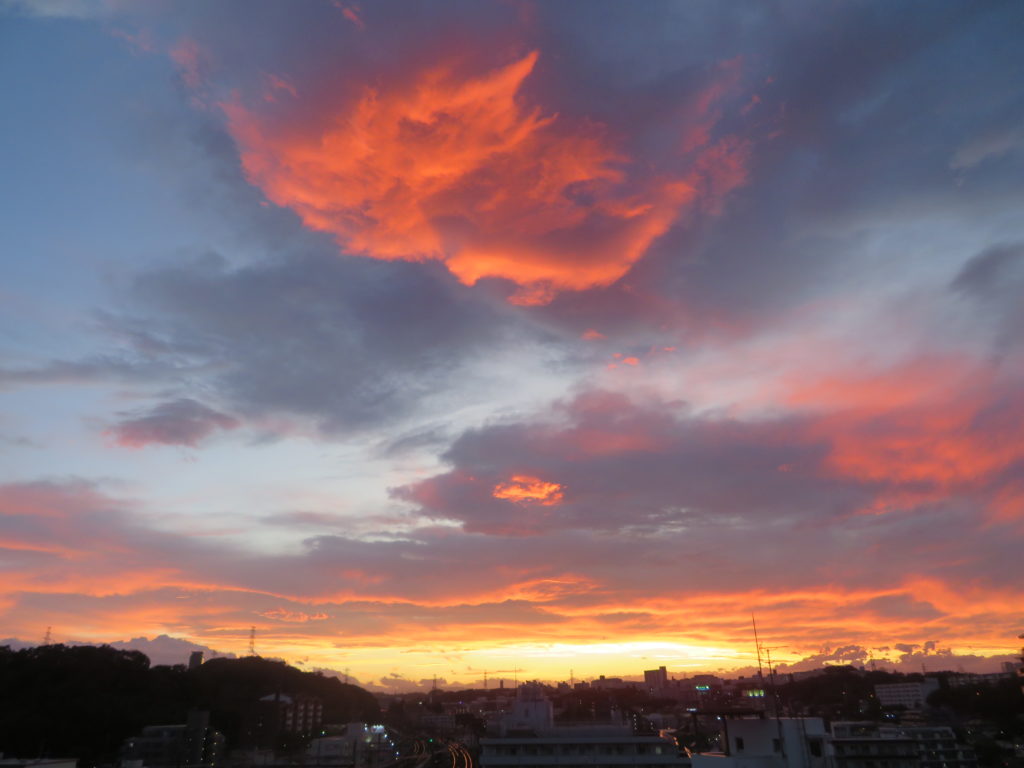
[752,614,765,681]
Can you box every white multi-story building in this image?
[690,716,977,768]
[690,717,830,768]
[479,684,685,768]
[873,681,940,710]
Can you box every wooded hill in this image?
[0,644,380,765]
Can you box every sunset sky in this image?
[2,0,1023,691]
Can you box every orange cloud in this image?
[492,475,564,505]
[783,357,1024,516]
[223,51,744,304]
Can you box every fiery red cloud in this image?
[493,475,564,505]
[223,51,747,304]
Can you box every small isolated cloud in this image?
[108,398,239,448]
[492,475,564,506]
[950,125,1024,170]
[0,0,110,18]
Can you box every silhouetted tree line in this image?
[772,665,1023,734]
[773,665,902,718]
[927,678,1024,737]
[0,644,380,765]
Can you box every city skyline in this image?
[2,1,1023,691]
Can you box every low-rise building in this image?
[307,723,398,768]
[873,681,940,710]
[121,710,224,768]
[830,722,977,768]
[831,722,918,768]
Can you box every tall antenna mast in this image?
[248,626,257,656]
[570,669,575,688]
[483,670,488,690]
[43,627,52,646]
[752,614,764,680]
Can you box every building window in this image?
[735,738,745,752]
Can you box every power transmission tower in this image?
[248,626,257,656]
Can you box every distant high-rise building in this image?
[644,666,668,692]
[188,651,204,671]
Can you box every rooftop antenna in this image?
[432,675,438,692]
[570,669,575,687]
[752,614,765,680]
[483,670,488,690]
[43,627,52,646]
[248,626,257,657]
[765,647,787,757]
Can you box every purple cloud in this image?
[109,398,239,448]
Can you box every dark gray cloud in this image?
[104,249,537,436]
[953,242,1024,296]
[952,242,1024,353]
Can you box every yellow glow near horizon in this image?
[201,636,785,690]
